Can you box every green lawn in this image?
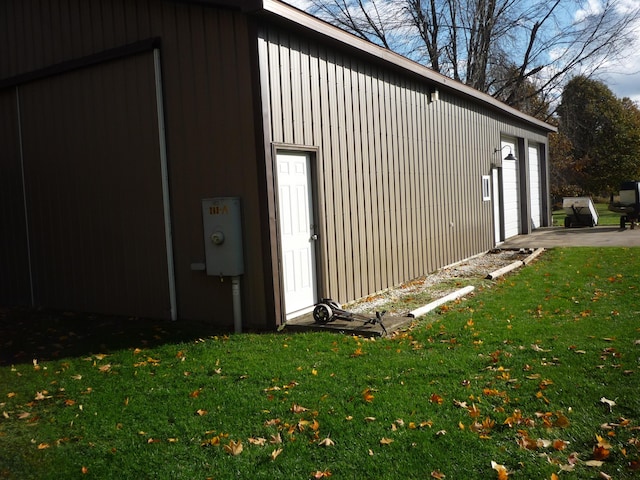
[553,203,621,226]
[1,248,639,479]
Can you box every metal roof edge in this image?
[259,0,557,133]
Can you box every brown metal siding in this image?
[17,53,171,318]
[260,26,549,305]
[1,0,266,327]
[0,90,31,305]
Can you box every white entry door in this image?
[276,151,318,318]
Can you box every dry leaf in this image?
[34,391,51,401]
[196,409,208,416]
[248,437,267,446]
[311,470,332,478]
[364,416,377,422]
[37,443,50,450]
[380,437,394,445]
[431,471,446,479]
[223,440,243,456]
[362,388,375,403]
[584,460,604,467]
[318,437,335,447]
[600,397,616,412]
[491,461,509,479]
[291,403,308,414]
[270,448,283,460]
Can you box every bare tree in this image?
[301,0,640,118]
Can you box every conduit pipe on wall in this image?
[232,276,242,333]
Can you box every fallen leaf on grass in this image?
[362,388,375,403]
[312,470,332,478]
[291,403,308,413]
[223,440,243,456]
[248,437,267,446]
[380,437,394,445]
[600,397,616,412]
[431,471,446,479]
[491,461,509,479]
[270,448,283,460]
[37,443,50,450]
[531,344,550,352]
[318,437,335,447]
[34,391,52,401]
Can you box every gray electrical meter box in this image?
[201,197,244,276]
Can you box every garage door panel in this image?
[20,53,171,319]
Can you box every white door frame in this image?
[492,167,503,245]
[274,149,319,319]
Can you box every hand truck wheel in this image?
[313,303,333,324]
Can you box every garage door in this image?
[528,144,542,229]
[19,53,175,319]
[502,140,520,239]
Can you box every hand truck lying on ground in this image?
[312,298,388,335]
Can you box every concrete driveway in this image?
[501,225,640,248]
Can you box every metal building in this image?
[0,0,556,330]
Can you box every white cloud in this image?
[574,0,604,22]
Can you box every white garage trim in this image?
[501,140,520,239]
[528,144,541,229]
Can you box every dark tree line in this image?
[553,76,640,198]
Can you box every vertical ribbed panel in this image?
[260,26,549,304]
[0,89,31,305]
[1,0,266,326]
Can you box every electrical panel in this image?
[201,197,244,276]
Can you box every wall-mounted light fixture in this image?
[494,145,517,161]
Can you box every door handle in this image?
[311,234,318,241]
